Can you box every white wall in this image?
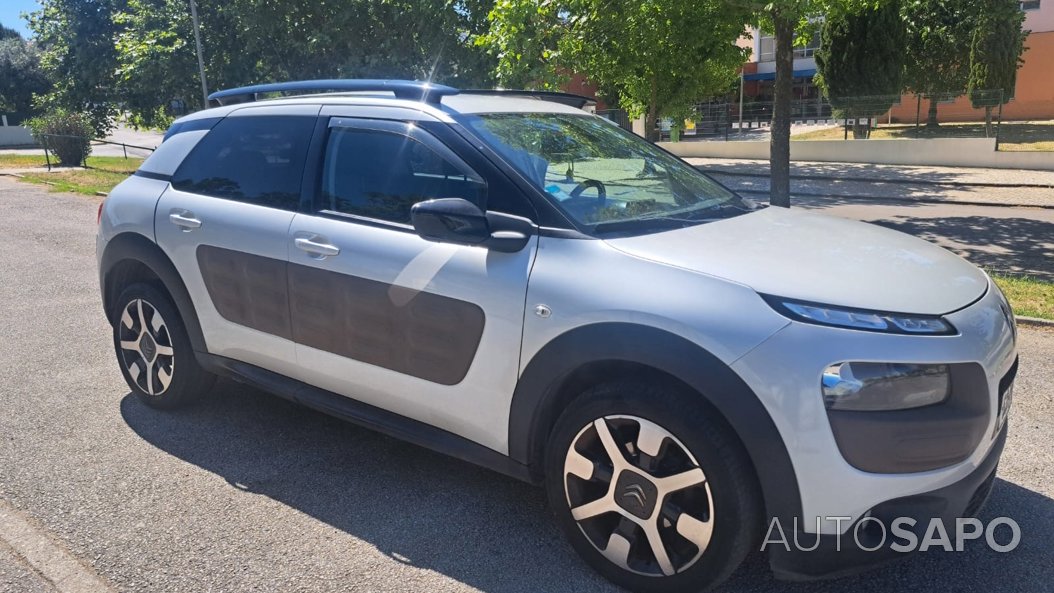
[658,138,1054,171]
[0,126,35,147]
[1024,2,1054,33]
[755,57,816,75]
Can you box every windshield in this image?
[461,113,757,234]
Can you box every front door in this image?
[285,117,537,453]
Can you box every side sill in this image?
[195,352,536,484]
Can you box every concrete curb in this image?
[1016,315,1054,328]
[0,500,117,593]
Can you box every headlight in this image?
[761,296,956,335]
[822,362,951,411]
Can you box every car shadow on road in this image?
[121,383,1054,593]
[870,215,1054,281]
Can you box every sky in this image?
[0,0,38,38]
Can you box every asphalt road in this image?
[0,176,1052,593]
[796,199,1054,281]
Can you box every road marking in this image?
[0,499,116,593]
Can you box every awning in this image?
[743,68,817,82]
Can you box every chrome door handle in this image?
[294,237,340,258]
[169,210,202,231]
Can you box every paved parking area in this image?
[693,157,1054,208]
[0,177,1052,592]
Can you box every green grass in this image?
[791,122,1054,151]
[0,154,143,171]
[992,274,1054,320]
[1,155,142,195]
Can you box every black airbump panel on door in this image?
[197,245,293,339]
[288,264,486,385]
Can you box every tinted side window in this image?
[320,128,486,225]
[172,115,315,210]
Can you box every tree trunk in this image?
[984,106,993,138]
[769,11,794,208]
[926,99,939,129]
[645,110,658,142]
[646,74,659,142]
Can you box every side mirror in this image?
[411,198,533,253]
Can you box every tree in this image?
[759,4,802,208]
[30,0,498,131]
[481,0,751,141]
[968,0,1026,136]
[113,0,202,128]
[0,34,51,115]
[28,0,127,136]
[902,0,975,129]
[815,1,907,139]
[1,21,23,40]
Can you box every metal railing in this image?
[39,133,156,170]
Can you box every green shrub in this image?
[27,110,94,166]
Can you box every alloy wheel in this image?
[563,415,714,577]
[117,298,175,396]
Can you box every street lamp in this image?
[188,0,209,106]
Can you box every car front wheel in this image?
[545,380,761,593]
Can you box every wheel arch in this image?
[100,232,207,353]
[509,322,801,524]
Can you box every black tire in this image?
[111,282,215,409]
[545,380,762,593]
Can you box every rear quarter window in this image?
[171,115,315,210]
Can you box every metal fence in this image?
[651,90,1027,147]
[596,108,633,132]
[39,133,155,170]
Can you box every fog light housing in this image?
[822,362,951,411]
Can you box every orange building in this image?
[889,2,1054,122]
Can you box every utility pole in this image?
[738,71,744,135]
[189,0,209,106]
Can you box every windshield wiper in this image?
[592,216,693,233]
[591,201,758,234]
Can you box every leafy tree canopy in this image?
[901,0,976,97]
[31,0,498,130]
[1,21,23,40]
[480,0,753,140]
[968,0,1026,108]
[0,36,51,115]
[815,0,906,121]
[28,0,126,135]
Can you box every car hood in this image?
[603,207,988,315]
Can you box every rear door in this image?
[284,116,538,453]
[155,106,319,375]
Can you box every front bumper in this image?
[731,280,1016,534]
[769,423,1006,580]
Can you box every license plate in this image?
[996,382,1013,435]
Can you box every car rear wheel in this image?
[545,380,761,593]
[112,283,214,408]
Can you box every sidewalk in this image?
[688,157,1054,208]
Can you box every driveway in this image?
[0,177,1052,592]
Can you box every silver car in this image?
[97,80,1016,592]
